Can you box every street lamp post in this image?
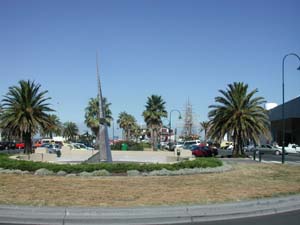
[168,109,182,150]
[281,53,300,164]
[112,118,114,144]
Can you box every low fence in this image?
[18,153,57,162]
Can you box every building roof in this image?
[269,96,300,121]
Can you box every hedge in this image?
[111,141,145,151]
[0,153,222,174]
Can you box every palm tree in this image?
[131,123,142,142]
[0,104,2,141]
[0,80,53,153]
[84,97,112,148]
[208,82,270,156]
[117,112,136,141]
[142,95,167,151]
[200,121,210,142]
[63,121,79,142]
[40,114,62,138]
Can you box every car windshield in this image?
[185,141,196,145]
[73,144,81,149]
[190,145,199,150]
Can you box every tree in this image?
[63,121,79,142]
[0,104,2,141]
[208,82,270,156]
[131,123,142,142]
[84,97,112,148]
[40,114,62,138]
[200,121,210,142]
[142,95,167,151]
[117,112,136,141]
[0,80,53,153]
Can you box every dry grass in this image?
[0,163,299,207]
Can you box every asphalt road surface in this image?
[174,210,300,225]
[250,152,300,164]
[0,149,23,154]
[218,149,300,165]
[2,148,300,164]
[0,210,299,225]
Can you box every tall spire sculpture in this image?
[95,53,112,162]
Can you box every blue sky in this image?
[0,0,299,137]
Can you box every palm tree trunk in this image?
[93,128,100,150]
[150,128,154,151]
[125,129,129,141]
[238,131,244,156]
[232,130,238,157]
[23,132,32,154]
[153,128,158,151]
[128,129,131,141]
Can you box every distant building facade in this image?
[268,96,300,145]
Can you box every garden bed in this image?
[0,153,222,175]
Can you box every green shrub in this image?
[111,141,144,151]
[140,142,151,148]
[0,153,222,174]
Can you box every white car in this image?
[68,143,94,150]
[276,144,300,154]
[176,140,201,151]
[174,141,184,150]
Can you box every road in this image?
[174,210,300,225]
[249,152,300,164]
[218,149,300,165]
[1,210,300,225]
[2,148,300,164]
[0,149,23,154]
[0,195,299,225]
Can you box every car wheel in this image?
[275,150,280,156]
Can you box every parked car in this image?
[220,141,233,148]
[34,140,43,148]
[160,142,169,150]
[276,143,300,154]
[191,145,218,157]
[254,144,285,155]
[179,140,201,150]
[69,143,95,150]
[243,144,255,152]
[0,142,16,150]
[16,142,25,149]
[46,144,61,154]
[40,143,51,148]
[162,142,176,151]
[174,141,184,150]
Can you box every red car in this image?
[191,145,218,157]
[16,142,25,149]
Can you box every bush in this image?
[140,142,151,148]
[111,141,144,151]
[57,170,67,176]
[34,168,54,176]
[127,170,140,176]
[0,153,222,174]
[92,170,110,176]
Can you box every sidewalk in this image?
[1,195,300,225]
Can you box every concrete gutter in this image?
[1,195,300,225]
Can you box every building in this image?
[269,96,300,145]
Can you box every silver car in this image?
[255,144,283,155]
